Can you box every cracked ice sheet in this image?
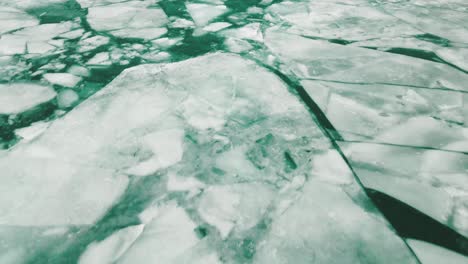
[0,83,56,115]
[264,0,468,79]
[0,0,68,10]
[0,7,38,35]
[380,1,468,44]
[21,53,418,263]
[302,80,468,151]
[340,141,468,237]
[266,0,422,42]
[0,21,76,56]
[86,1,168,40]
[186,3,228,27]
[264,28,468,92]
[266,0,468,63]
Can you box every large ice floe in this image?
[1,53,419,263]
[83,0,169,40]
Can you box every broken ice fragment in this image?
[86,52,112,67]
[58,28,84,40]
[68,65,90,77]
[169,18,195,29]
[197,183,274,239]
[0,35,27,55]
[43,73,82,88]
[203,22,232,32]
[78,225,144,264]
[166,172,205,194]
[406,239,468,264]
[222,23,264,42]
[186,3,228,26]
[77,35,110,53]
[0,7,38,34]
[0,83,56,116]
[224,37,253,53]
[87,2,168,40]
[125,129,185,176]
[141,51,171,63]
[151,37,183,49]
[57,89,79,109]
[14,121,50,142]
[118,204,200,263]
[111,27,167,40]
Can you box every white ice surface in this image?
[0,83,56,115]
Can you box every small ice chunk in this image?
[14,22,74,41]
[222,23,263,42]
[186,3,228,26]
[14,121,50,141]
[215,147,257,175]
[42,227,69,236]
[118,204,200,263]
[0,35,27,55]
[203,22,231,32]
[86,52,111,66]
[58,29,85,40]
[169,18,195,29]
[68,65,90,77]
[110,27,167,40]
[78,35,110,53]
[247,6,263,14]
[0,83,56,115]
[224,37,253,53]
[259,0,273,6]
[125,129,185,176]
[43,73,82,88]
[151,37,183,49]
[3,0,68,10]
[87,3,168,40]
[141,51,170,63]
[167,172,204,194]
[131,44,145,51]
[57,89,79,108]
[26,42,56,54]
